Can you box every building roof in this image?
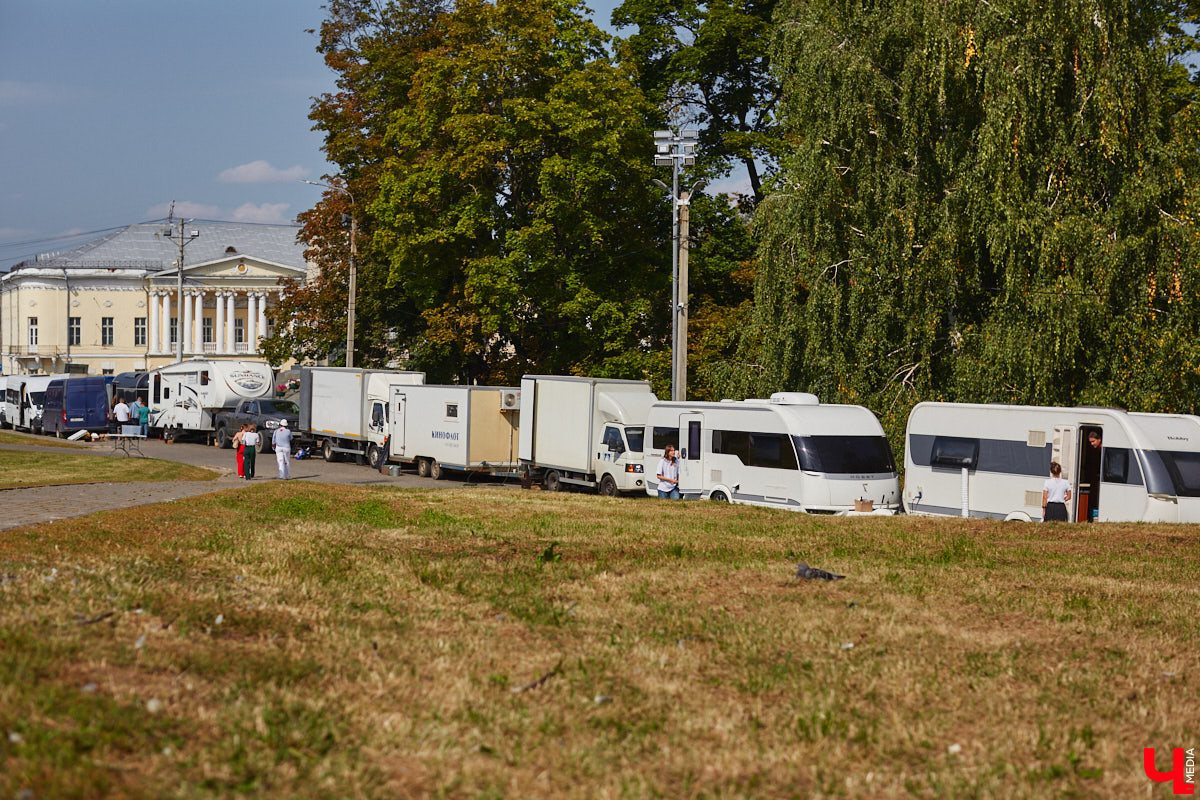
[14,220,307,272]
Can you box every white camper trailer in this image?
[903,402,1200,522]
[148,359,273,439]
[16,374,70,434]
[518,375,657,495]
[297,367,425,463]
[379,384,520,478]
[643,393,901,513]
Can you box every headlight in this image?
[265,419,279,429]
[625,463,643,473]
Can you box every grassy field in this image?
[0,482,1196,799]
[0,449,217,488]
[0,430,88,449]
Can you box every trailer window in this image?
[794,435,896,474]
[445,403,458,420]
[652,426,679,451]
[1102,447,1143,485]
[624,427,645,453]
[713,430,799,470]
[1157,451,1200,497]
[929,436,979,469]
[200,371,209,386]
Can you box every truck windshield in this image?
[792,435,896,475]
[261,400,299,415]
[624,427,645,453]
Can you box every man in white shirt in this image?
[656,445,681,499]
[112,397,131,433]
[272,419,293,479]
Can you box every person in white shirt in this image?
[113,397,131,432]
[241,428,260,480]
[656,444,681,499]
[272,419,293,479]
[1042,460,1072,522]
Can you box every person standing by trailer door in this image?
[1081,429,1103,521]
[1042,461,1072,521]
[656,445,681,499]
[273,419,293,480]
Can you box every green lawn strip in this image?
[0,430,88,449]
[0,483,1196,799]
[0,450,217,488]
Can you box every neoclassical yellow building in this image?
[0,221,311,375]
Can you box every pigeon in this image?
[794,562,845,581]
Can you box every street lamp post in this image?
[163,220,199,364]
[653,129,699,402]
[302,179,357,368]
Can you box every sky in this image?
[0,0,627,271]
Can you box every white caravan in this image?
[903,402,1200,522]
[16,374,70,433]
[379,384,520,478]
[148,359,274,438]
[297,367,425,463]
[643,393,901,513]
[518,375,657,495]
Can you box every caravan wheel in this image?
[710,490,730,503]
[430,460,445,480]
[417,458,431,478]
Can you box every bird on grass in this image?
[794,562,845,581]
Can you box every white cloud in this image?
[218,160,309,184]
[144,201,224,219]
[231,203,292,224]
[0,80,39,105]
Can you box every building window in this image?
[202,317,214,344]
[134,317,147,347]
[170,317,178,345]
[101,317,114,346]
[68,317,81,346]
[28,317,38,346]
[234,318,245,343]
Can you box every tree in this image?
[726,0,1200,442]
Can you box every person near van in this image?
[656,445,681,499]
[128,397,142,427]
[232,424,249,478]
[1042,461,1072,522]
[113,396,131,433]
[241,427,260,480]
[137,402,150,437]
[272,419,293,480]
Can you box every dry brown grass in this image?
[0,482,1196,799]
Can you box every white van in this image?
[643,393,901,513]
[903,402,1200,522]
[18,374,70,434]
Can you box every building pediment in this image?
[150,256,306,288]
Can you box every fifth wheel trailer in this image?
[147,359,274,440]
[377,384,521,478]
[297,367,426,463]
[518,375,658,495]
[903,402,1200,522]
[643,393,901,513]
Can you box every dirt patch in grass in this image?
[0,482,1196,798]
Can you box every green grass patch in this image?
[0,449,217,488]
[0,482,1196,798]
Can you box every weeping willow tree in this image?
[724,0,1200,440]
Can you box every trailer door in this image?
[678,413,704,496]
[1052,425,1078,522]
[390,389,407,457]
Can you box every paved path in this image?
[0,433,522,531]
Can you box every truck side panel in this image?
[522,379,594,472]
[308,371,369,439]
[467,388,519,466]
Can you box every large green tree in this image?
[725,0,1200,438]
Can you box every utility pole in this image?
[653,129,699,401]
[677,190,691,403]
[163,218,199,364]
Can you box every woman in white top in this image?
[1042,461,1071,522]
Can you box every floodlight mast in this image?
[652,130,699,402]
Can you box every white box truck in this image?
[297,367,425,464]
[378,384,521,478]
[643,393,901,513]
[904,401,1200,522]
[518,375,657,495]
[148,359,274,441]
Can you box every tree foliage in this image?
[724,0,1200,440]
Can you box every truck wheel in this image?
[544,470,562,492]
[55,426,63,440]
[599,474,618,497]
[367,443,382,469]
[430,460,446,480]
[322,439,341,463]
[417,458,431,478]
[258,430,272,455]
[710,490,730,503]
[215,426,231,449]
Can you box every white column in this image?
[247,293,258,354]
[215,292,226,354]
[182,290,193,356]
[229,292,239,352]
[161,292,172,353]
[149,291,160,354]
[193,292,204,353]
[257,292,268,346]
